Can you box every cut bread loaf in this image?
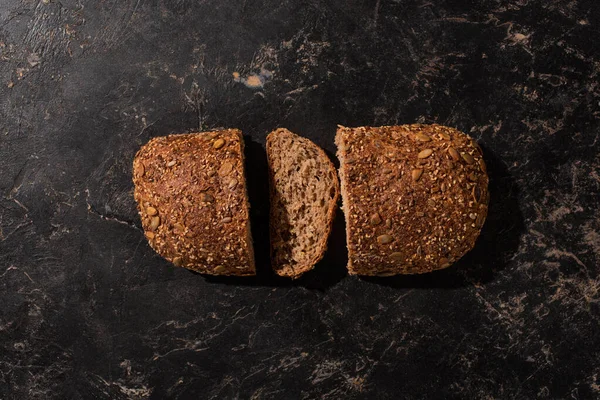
[132,129,255,276]
[336,124,489,276]
[266,128,340,278]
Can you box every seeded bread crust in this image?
[266,128,340,278]
[132,129,256,276]
[335,124,489,276]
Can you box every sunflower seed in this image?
[448,147,460,161]
[173,257,183,267]
[377,234,393,244]
[416,245,422,256]
[412,168,424,181]
[146,206,157,216]
[439,132,451,140]
[167,160,176,167]
[145,232,155,239]
[418,149,433,159]
[228,178,238,190]
[390,252,403,261]
[213,138,225,149]
[174,222,185,232]
[385,218,392,228]
[221,217,232,223]
[461,152,475,164]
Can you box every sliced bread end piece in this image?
[336,124,489,276]
[133,129,256,276]
[266,128,340,278]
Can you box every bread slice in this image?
[335,124,489,276]
[132,129,255,276]
[266,128,340,278]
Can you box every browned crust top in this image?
[132,129,255,276]
[335,124,489,276]
[266,128,340,278]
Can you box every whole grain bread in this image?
[266,128,340,278]
[132,129,255,276]
[335,124,489,276]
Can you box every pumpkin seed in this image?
[476,213,485,227]
[415,133,431,142]
[418,149,433,159]
[448,147,460,161]
[150,216,160,231]
[479,158,486,173]
[439,257,451,268]
[412,168,424,181]
[200,193,214,202]
[472,185,482,203]
[219,161,233,175]
[213,138,225,149]
[370,213,382,226]
[461,152,475,164]
[214,265,226,273]
[377,234,393,244]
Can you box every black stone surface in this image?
[1,1,599,399]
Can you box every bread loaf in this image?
[132,129,255,276]
[267,128,340,278]
[335,124,489,276]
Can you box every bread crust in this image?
[336,124,489,276]
[132,129,255,276]
[266,128,340,278]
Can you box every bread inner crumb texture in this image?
[269,132,337,275]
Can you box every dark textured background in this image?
[1,1,599,399]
